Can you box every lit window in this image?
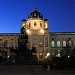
[39,52,43,59]
[34,22,37,26]
[69,40,72,46]
[22,23,25,27]
[39,42,43,47]
[22,23,25,26]
[57,41,60,47]
[34,13,36,16]
[63,41,66,47]
[45,23,48,28]
[69,40,71,44]
[26,29,31,34]
[58,50,60,52]
[51,41,55,47]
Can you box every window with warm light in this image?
[34,13,36,16]
[39,42,43,47]
[26,29,31,34]
[22,23,25,26]
[45,23,48,28]
[39,52,43,59]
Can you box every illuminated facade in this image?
[22,8,50,60]
[0,8,75,60]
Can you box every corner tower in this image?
[22,8,50,60]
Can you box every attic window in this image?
[40,14,41,16]
[34,13,36,16]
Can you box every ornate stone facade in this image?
[0,8,75,60]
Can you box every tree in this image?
[15,27,30,64]
[15,27,38,64]
[61,45,75,68]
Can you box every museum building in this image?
[0,8,75,60]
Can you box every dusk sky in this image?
[0,0,74,33]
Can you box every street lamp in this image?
[45,53,51,71]
[68,55,70,58]
[45,53,50,58]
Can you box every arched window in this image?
[63,41,66,47]
[57,41,60,47]
[51,41,55,47]
[34,22,37,26]
[29,23,31,28]
[69,40,72,46]
[45,23,48,28]
[34,13,36,16]
[40,23,42,27]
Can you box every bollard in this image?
[47,65,50,71]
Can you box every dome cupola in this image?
[28,8,43,19]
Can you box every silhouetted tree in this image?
[14,27,38,64]
[61,45,75,68]
[15,27,29,64]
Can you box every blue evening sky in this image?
[0,0,74,33]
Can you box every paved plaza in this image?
[0,65,75,75]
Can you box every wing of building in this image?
[0,8,75,60]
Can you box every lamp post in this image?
[45,52,50,71]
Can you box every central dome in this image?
[28,8,43,19]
